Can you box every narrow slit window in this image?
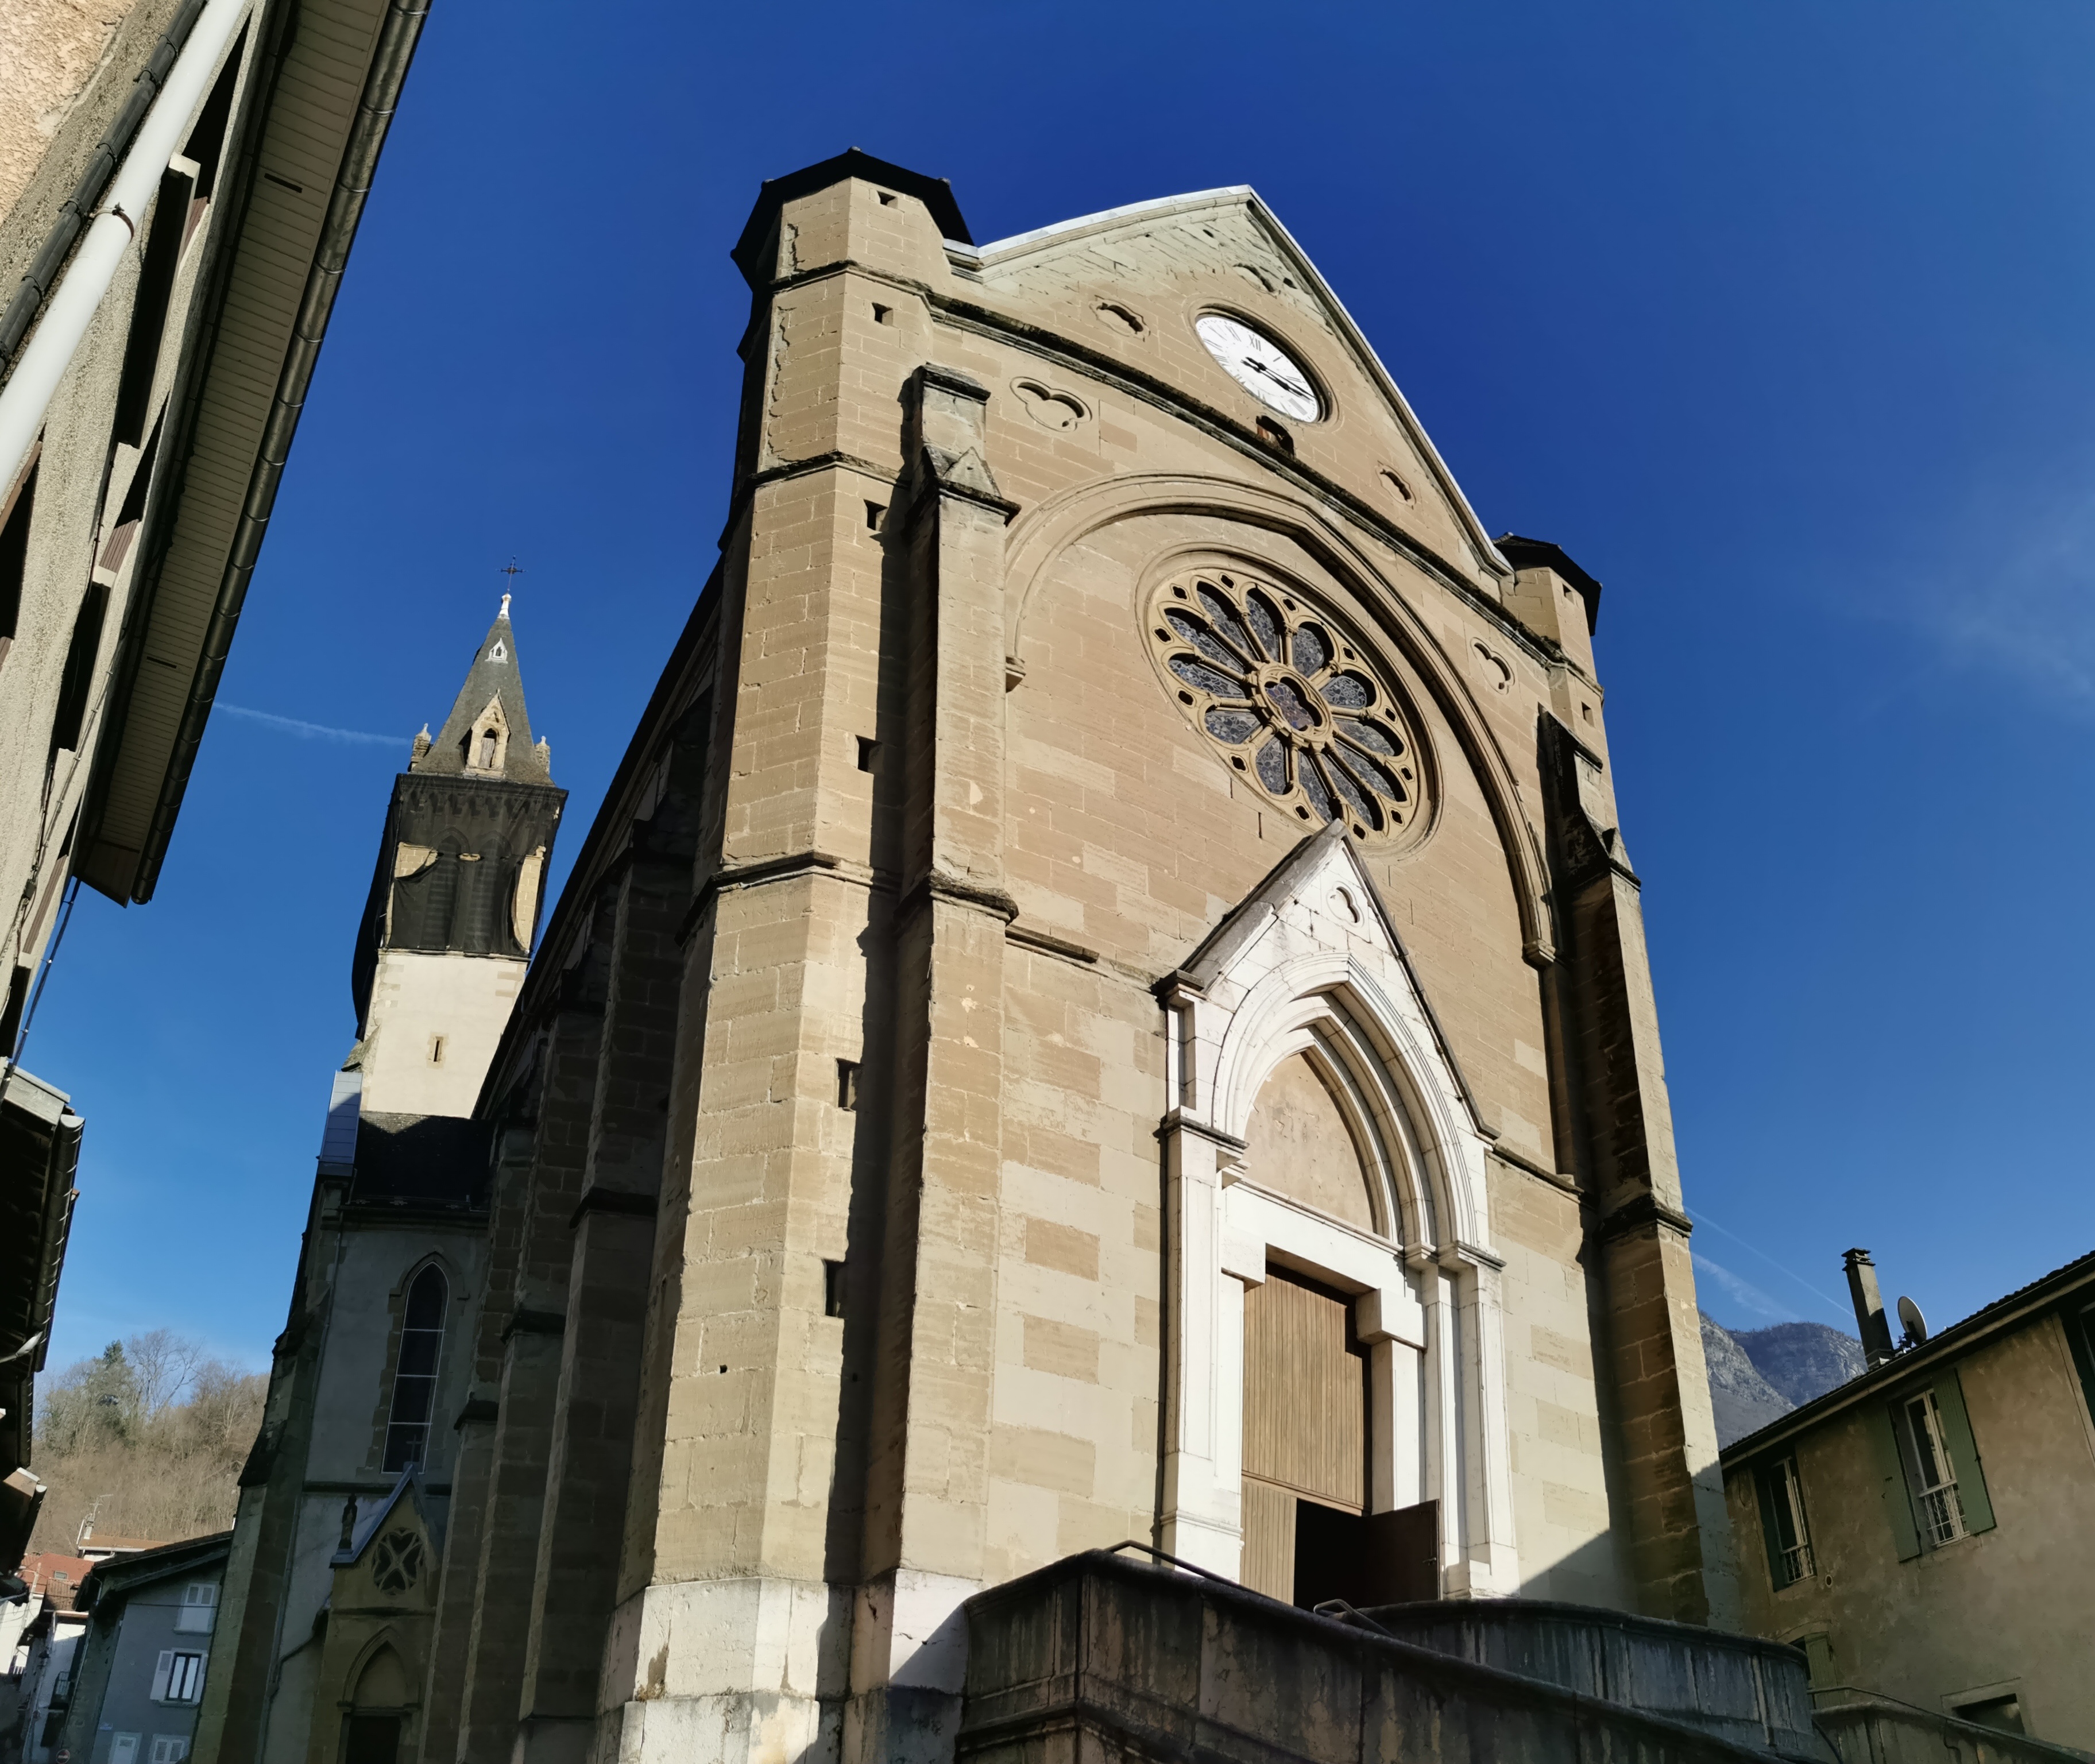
[48,582,110,759]
[382,1266,447,1472]
[836,1059,860,1111]
[429,1035,446,1065]
[0,454,39,662]
[98,414,161,575]
[856,737,879,772]
[181,31,245,206]
[111,170,192,447]
[865,501,886,533]
[871,303,892,324]
[824,1259,847,1318]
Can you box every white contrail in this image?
[217,702,401,748]
[1692,1252,1798,1323]
[1686,1204,1850,1319]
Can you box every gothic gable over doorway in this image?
[1157,821,1517,1599]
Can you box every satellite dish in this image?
[1897,1295,1928,1346]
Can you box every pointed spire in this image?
[411,599,552,783]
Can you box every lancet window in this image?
[381,1265,446,1472]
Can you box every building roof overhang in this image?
[76,1529,231,1616]
[75,0,432,904]
[0,1065,82,1478]
[1719,1248,2095,1465]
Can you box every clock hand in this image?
[1242,357,1311,397]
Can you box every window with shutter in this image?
[149,1736,190,1763]
[1756,1454,1814,1587]
[2066,1303,2095,1425]
[1869,1406,1922,1561]
[150,1650,173,1701]
[1931,1369,1996,1534]
[175,1581,217,1632]
[165,1651,204,1701]
[1899,1390,1967,1545]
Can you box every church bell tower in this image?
[350,596,566,1115]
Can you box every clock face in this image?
[1195,314,1321,421]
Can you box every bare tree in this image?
[28,1332,266,1553]
[125,1328,205,1419]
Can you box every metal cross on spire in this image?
[499,557,522,618]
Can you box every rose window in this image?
[1149,572,1421,838]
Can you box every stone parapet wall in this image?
[1362,1596,1820,1758]
[1815,1699,2092,1764]
[962,1551,1825,1764]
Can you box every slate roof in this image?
[1494,534,1603,633]
[415,605,549,784]
[333,1461,443,1564]
[347,1112,490,1213]
[731,148,972,281]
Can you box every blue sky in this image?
[27,0,2095,1370]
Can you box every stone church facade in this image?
[202,151,1734,1764]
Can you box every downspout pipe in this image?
[0,0,252,501]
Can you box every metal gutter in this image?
[0,0,253,498]
[0,0,210,376]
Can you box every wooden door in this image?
[1240,1268,1365,1599]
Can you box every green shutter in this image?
[1932,1369,1996,1535]
[1754,1464,1792,1588]
[2062,1307,2095,1430]
[1868,1405,1922,1561]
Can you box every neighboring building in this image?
[6,1554,90,1763]
[195,610,562,1764]
[73,1534,168,1568]
[1,1553,92,1678]
[53,1531,229,1764]
[1722,1248,2095,1752]
[0,0,431,1566]
[208,149,1746,1764]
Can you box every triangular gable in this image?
[333,1462,442,1568]
[947,187,1510,581]
[1170,821,1490,1140]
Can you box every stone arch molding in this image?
[1002,471,1555,963]
[1157,821,1518,1597]
[343,1627,416,1708]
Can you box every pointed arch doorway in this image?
[1236,1051,1437,1607]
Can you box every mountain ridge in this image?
[1699,1312,1868,1449]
